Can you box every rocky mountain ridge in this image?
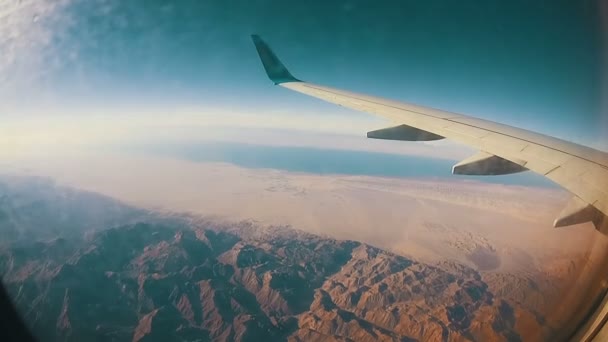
[0,176,579,341]
[1,220,564,341]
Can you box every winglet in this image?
[251,35,300,85]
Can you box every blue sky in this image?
[1,0,606,148]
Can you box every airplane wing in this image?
[251,35,608,232]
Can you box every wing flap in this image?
[520,144,573,166]
[443,123,492,139]
[520,157,560,175]
[481,133,531,154]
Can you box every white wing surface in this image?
[251,35,608,232]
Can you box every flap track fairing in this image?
[367,124,444,141]
[452,151,528,176]
[554,196,606,230]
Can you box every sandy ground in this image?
[2,152,605,276]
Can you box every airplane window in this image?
[1,1,607,341]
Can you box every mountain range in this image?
[0,176,579,341]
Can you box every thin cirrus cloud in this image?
[0,0,73,103]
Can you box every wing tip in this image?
[250,34,300,85]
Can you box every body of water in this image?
[124,142,557,188]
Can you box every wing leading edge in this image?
[251,35,608,233]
